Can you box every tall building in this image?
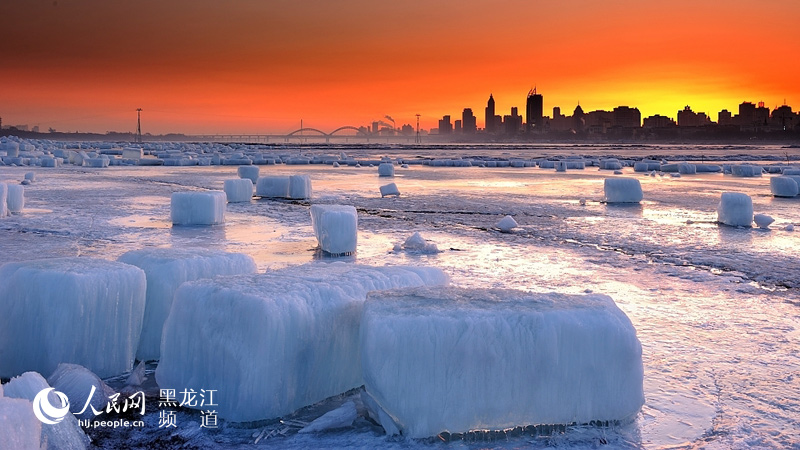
[612,106,641,128]
[643,115,676,128]
[503,107,523,135]
[573,104,585,131]
[677,106,710,127]
[438,115,453,134]
[718,109,733,126]
[462,108,477,133]
[526,88,543,131]
[485,94,496,133]
[737,102,756,126]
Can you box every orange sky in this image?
[1,0,798,135]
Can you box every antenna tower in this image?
[415,114,421,144]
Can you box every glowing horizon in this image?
[1,0,798,135]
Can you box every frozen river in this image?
[1,145,799,449]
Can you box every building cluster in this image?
[434,91,799,138]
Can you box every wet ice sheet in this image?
[1,153,799,449]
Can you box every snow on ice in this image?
[170,191,226,225]
[155,263,449,422]
[496,215,518,232]
[603,177,643,203]
[360,286,644,438]
[223,178,253,203]
[717,192,753,227]
[118,248,257,361]
[397,232,441,254]
[310,205,358,255]
[0,257,146,379]
[4,371,90,449]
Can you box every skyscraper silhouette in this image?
[526,88,543,131]
[485,94,496,133]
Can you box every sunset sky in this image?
[1,0,798,135]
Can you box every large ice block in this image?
[770,176,798,197]
[603,177,643,203]
[47,363,114,419]
[0,397,42,450]
[6,184,24,213]
[223,178,253,203]
[380,183,400,197]
[155,263,449,422]
[170,191,226,225]
[310,205,358,255]
[0,183,7,217]
[4,371,90,449]
[717,192,753,227]
[237,165,260,184]
[0,257,146,379]
[118,248,257,361]
[731,165,762,177]
[378,163,395,177]
[361,287,644,438]
[288,174,312,199]
[255,175,290,198]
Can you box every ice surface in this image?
[4,371,90,450]
[0,257,146,379]
[380,182,400,197]
[604,177,643,203]
[7,184,24,213]
[223,178,253,203]
[378,163,395,177]
[47,363,114,419]
[361,287,644,438]
[255,175,290,198]
[288,174,312,199]
[0,183,7,217]
[310,205,358,255]
[298,401,357,433]
[400,232,440,254]
[731,165,762,177]
[170,191,226,225]
[496,215,518,232]
[118,248,257,361]
[753,214,774,229]
[717,192,753,227]
[237,165,259,184]
[25,172,36,182]
[0,397,42,450]
[155,263,449,422]
[770,176,798,197]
